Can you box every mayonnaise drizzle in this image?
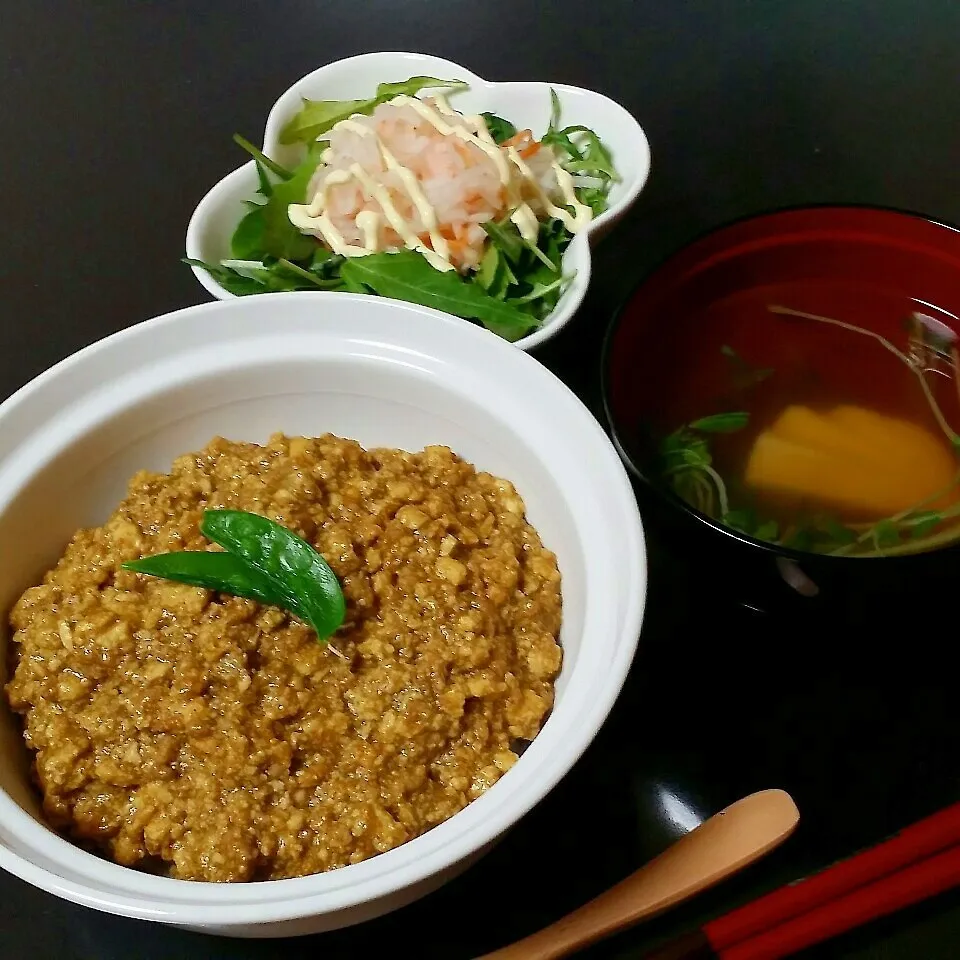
[286,93,595,270]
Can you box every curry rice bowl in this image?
[0,292,645,937]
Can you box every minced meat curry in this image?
[5,434,562,881]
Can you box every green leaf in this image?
[122,551,283,605]
[494,219,572,319]
[723,508,757,535]
[261,152,320,261]
[310,246,337,268]
[481,112,516,144]
[275,258,341,289]
[542,127,581,164]
[339,270,372,294]
[524,234,558,271]
[481,217,527,265]
[688,412,749,433]
[557,125,619,181]
[374,76,468,101]
[255,161,273,198]
[220,259,274,283]
[659,430,711,471]
[232,134,293,181]
[872,519,901,549]
[721,343,774,389]
[754,520,780,542]
[216,258,340,293]
[279,76,468,145]
[909,511,943,539]
[182,258,268,296]
[575,184,610,216]
[230,206,267,259]
[228,146,323,262]
[476,245,519,300]
[822,517,857,546]
[548,87,563,134]
[340,250,538,342]
[476,244,500,291]
[279,97,371,146]
[511,274,570,304]
[201,510,345,641]
[783,527,813,552]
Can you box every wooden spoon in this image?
[479,788,800,960]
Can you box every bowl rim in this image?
[0,292,647,925]
[184,49,651,352]
[600,201,960,566]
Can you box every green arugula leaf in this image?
[512,274,570,304]
[279,76,467,145]
[310,246,337,269]
[219,259,274,283]
[182,258,268,296]
[255,162,273,198]
[279,97,371,146]
[232,134,293,181]
[548,88,563,134]
[487,219,572,318]
[576,185,610,216]
[476,245,519,300]
[480,112,516,144]
[688,412,750,433]
[556,125,619,181]
[374,76,468,100]
[542,127,581,164]
[261,152,320,261]
[481,217,527,264]
[476,244,500,291]
[275,258,341,289]
[230,206,267,259]
[539,89,617,212]
[340,250,538,342]
[197,257,341,294]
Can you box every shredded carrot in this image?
[519,142,541,159]
[453,140,475,163]
[502,129,534,149]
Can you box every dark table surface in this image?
[3,2,960,958]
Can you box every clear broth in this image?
[647,280,960,553]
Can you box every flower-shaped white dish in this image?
[185,51,651,350]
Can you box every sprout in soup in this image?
[652,303,960,557]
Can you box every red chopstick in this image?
[644,801,960,959]
[722,843,960,960]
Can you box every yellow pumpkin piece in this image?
[744,404,958,517]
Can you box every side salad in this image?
[186,76,619,342]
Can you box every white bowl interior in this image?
[0,294,645,931]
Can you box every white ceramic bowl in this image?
[185,51,651,350]
[0,293,646,937]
